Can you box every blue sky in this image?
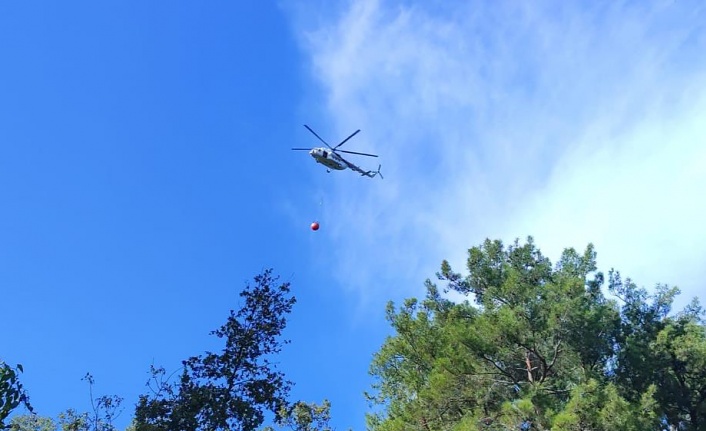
[2,1,705,430]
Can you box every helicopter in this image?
[292,125,383,179]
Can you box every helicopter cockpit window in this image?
[322,151,328,158]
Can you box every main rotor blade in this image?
[337,149,378,157]
[303,125,333,149]
[291,148,312,150]
[333,129,361,150]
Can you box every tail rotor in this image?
[364,164,383,179]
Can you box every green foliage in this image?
[1,362,33,429]
[77,373,122,431]
[650,319,706,429]
[551,380,659,430]
[57,409,90,431]
[7,269,324,431]
[134,269,296,431]
[368,237,706,431]
[609,271,706,430]
[9,410,119,431]
[263,400,334,431]
[9,414,55,431]
[9,373,123,431]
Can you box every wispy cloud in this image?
[288,0,706,307]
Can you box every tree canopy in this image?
[1,362,32,429]
[5,242,705,431]
[366,237,706,431]
[133,269,297,431]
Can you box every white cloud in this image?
[289,0,706,308]
[512,86,706,308]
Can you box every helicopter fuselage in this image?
[293,125,381,178]
[309,147,346,171]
